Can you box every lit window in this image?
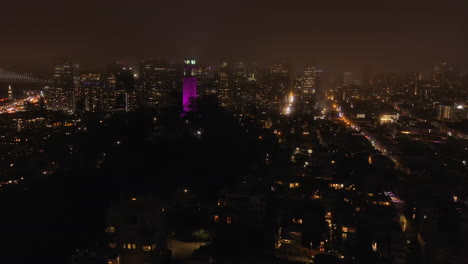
[289,182,300,188]
[372,241,378,252]
[132,244,136,249]
[292,218,303,224]
[142,245,152,251]
[109,242,117,248]
[227,217,232,224]
[214,215,219,222]
[105,226,116,233]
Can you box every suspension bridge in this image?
[0,67,51,84]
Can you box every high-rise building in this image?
[53,58,77,90]
[343,72,353,85]
[104,63,137,111]
[263,62,290,111]
[103,68,117,110]
[214,58,255,109]
[182,59,197,112]
[432,63,459,89]
[43,86,70,111]
[302,66,317,98]
[79,73,103,111]
[432,63,446,88]
[403,71,422,95]
[138,58,179,106]
[196,64,216,97]
[437,104,467,121]
[300,66,321,113]
[228,60,247,107]
[217,60,230,107]
[52,58,79,111]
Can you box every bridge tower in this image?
[8,85,13,100]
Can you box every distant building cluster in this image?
[7,57,324,117]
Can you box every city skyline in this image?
[0,1,467,264]
[1,56,466,83]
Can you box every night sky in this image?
[1,0,467,75]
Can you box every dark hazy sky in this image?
[0,0,467,76]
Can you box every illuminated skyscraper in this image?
[432,63,445,88]
[196,64,216,97]
[52,58,79,111]
[53,58,76,90]
[139,58,179,106]
[302,66,317,98]
[264,62,290,111]
[217,60,230,106]
[215,58,250,109]
[343,72,352,85]
[404,71,422,95]
[300,65,321,113]
[104,63,137,111]
[79,73,103,111]
[432,63,459,89]
[182,59,197,112]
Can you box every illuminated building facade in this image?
[52,58,79,111]
[79,73,103,111]
[437,104,467,121]
[139,58,179,107]
[432,63,460,89]
[182,59,197,112]
[228,60,247,107]
[104,63,137,111]
[264,62,290,111]
[217,60,230,107]
[43,86,73,111]
[343,72,352,85]
[196,64,217,97]
[301,66,318,104]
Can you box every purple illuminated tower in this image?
[182,59,197,112]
